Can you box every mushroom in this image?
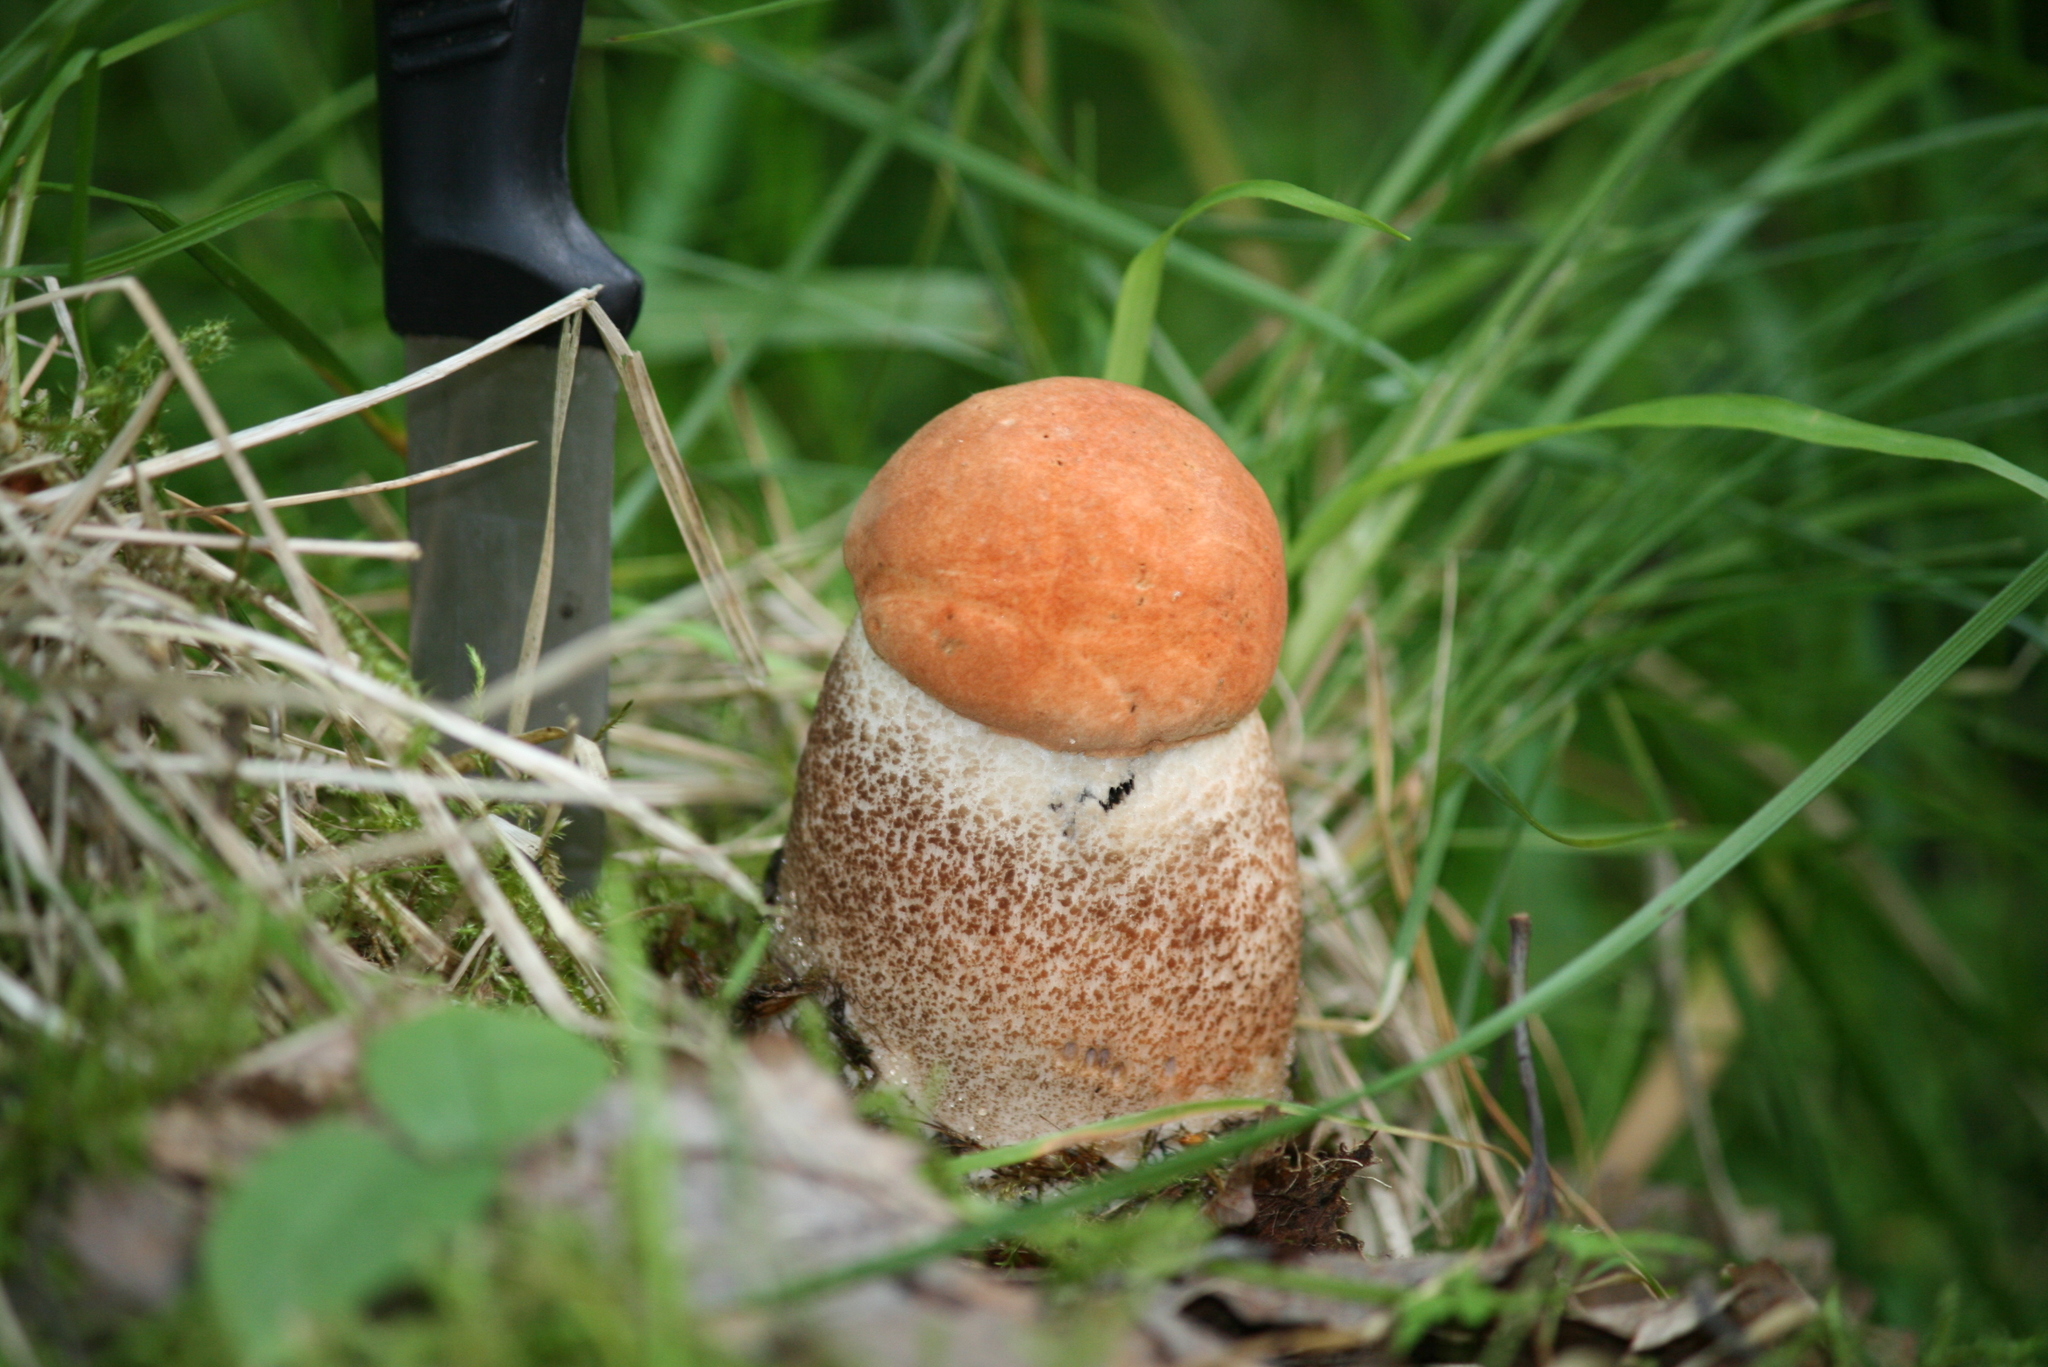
[777,377,1299,1150]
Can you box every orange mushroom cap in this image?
[845,377,1288,755]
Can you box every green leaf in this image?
[362,1007,612,1157]
[1291,393,2048,569]
[4,179,382,279]
[202,1120,496,1364]
[1465,759,1679,849]
[1101,179,1405,387]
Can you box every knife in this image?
[375,0,642,895]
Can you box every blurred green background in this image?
[5,0,2047,1349]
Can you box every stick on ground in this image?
[1508,911,1554,1238]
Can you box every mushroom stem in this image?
[779,621,1299,1150]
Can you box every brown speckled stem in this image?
[778,621,1301,1151]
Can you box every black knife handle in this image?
[375,0,643,341]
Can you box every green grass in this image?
[3,0,2047,1358]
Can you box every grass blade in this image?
[6,179,382,279]
[101,0,281,66]
[1542,53,1943,422]
[708,32,1417,378]
[0,1,100,102]
[1292,393,2048,568]
[1309,774,1471,1039]
[197,75,377,209]
[0,48,95,206]
[1787,105,2048,201]
[38,181,399,450]
[1360,0,1579,219]
[1466,759,1678,850]
[713,922,773,1009]
[607,0,831,42]
[610,0,980,545]
[65,51,100,372]
[1400,544,2048,1092]
[1102,180,1403,386]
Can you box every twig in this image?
[1653,857,1752,1257]
[15,329,64,395]
[1508,912,1554,1238]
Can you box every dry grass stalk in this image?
[25,288,603,503]
[505,312,583,738]
[0,280,763,1043]
[168,440,532,516]
[59,524,420,559]
[583,303,767,687]
[1278,558,1531,1253]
